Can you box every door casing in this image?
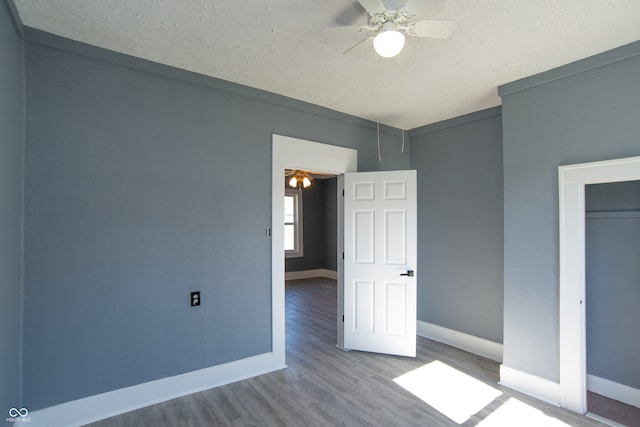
[558,155,640,413]
[271,134,357,365]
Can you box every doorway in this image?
[271,134,357,367]
[283,170,339,349]
[284,170,338,281]
[558,155,640,414]
[584,180,640,425]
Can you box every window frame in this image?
[284,188,304,258]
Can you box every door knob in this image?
[400,270,414,277]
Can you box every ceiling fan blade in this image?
[356,0,387,15]
[322,25,364,36]
[409,20,456,38]
[331,2,366,26]
[343,37,373,55]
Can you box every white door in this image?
[343,170,417,357]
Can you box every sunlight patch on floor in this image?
[393,360,502,424]
[477,398,571,427]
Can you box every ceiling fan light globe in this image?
[289,176,298,188]
[302,177,312,188]
[373,30,405,58]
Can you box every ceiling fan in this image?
[285,169,314,189]
[323,0,456,58]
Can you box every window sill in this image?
[285,251,304,259]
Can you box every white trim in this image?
[285,269,337,281]
[336,175,345,349]
[586,210,640,219]
[499,365,560,406]
[587,374,640,408]
[559,155,640,414]
[586,412,627,427]
[28,352,284,427]
[272,135,357,367]
[417,320,503,362]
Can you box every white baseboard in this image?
[499,365,560,406]
[416,320,503,362]
[588,374,640,408]
[28,352,286,427]
[586,412,627,427]
[285,269,337,280]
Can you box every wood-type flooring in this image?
[88,277,610,426]
[588,391,640,426]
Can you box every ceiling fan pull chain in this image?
[377,120,382,162]
[374,49,382,162]
[399,53,405,155]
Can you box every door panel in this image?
[344,170,417,357]
[355,280,375,333]
[384,281,407,336]
[354,211,375,263]
[384,210,406,264]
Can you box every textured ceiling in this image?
[14,0,640,130]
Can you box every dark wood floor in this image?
[88,277,608,426]
[588,391,640,426]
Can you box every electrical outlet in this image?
[190,291,200,307]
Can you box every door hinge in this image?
[342,189,345,197]
[342,315,344,322]
[342,252,344,260]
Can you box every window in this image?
[284,189,303,258]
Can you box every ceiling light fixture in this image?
[288,170,313,189]
[373,22,405,58]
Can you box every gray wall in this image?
[586,181,640,389]
[21,29,407,410]
[409,108,504,342]
[285,177,337,273]
[324,178,338,272]
[0,1,24,410]
[500,41,640,381]
[586,181,640,212]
